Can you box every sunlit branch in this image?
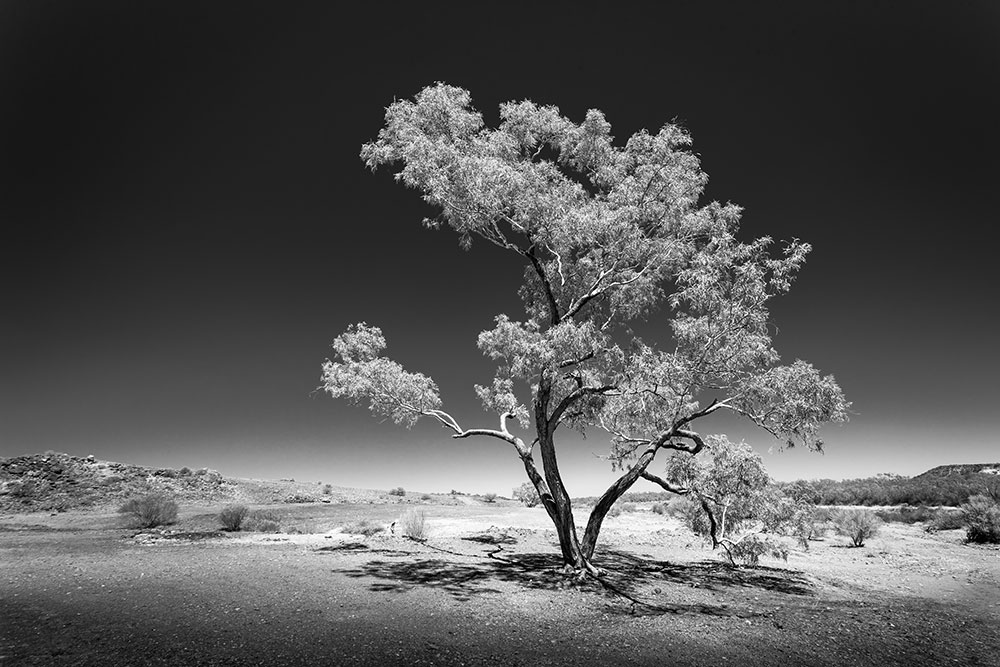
[639,470,689,495]
[424,409,520,447]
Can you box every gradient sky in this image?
[2,2,998,496]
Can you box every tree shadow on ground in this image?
[329,543,814,612]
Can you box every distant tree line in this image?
[774,474,993,507]
[578,473,996,508]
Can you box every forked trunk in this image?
[580,449,656,560]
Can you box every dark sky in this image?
[2,2,998,495]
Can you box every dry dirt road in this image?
[1,504,997,666]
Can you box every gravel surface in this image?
[2,505,997,666]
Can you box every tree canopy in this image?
[322,83,849,572]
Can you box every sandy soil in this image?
[1,504,997,666]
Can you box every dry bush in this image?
[961,494,1000,544]
[388,487,406,497]
[483,493,497,503]
[833,509,881,547]
[400,509,427,541]
[119,493,178,528]
[322,484,333,495]
[927,508,965,532]
[219,504,249,531]
[243,509,281,532]
[341,519,384,537]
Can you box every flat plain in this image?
[2,498,998,666]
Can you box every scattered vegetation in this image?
[322,484,333,495]
[218,504,250,531]
[119,493,179,528]
[512,482,540,508]
[961,494,1000,544]
[833,509,881,547]
[399,509,427,541]
[388,487,406,497]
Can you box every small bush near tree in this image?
[388,487,406,497]
[483,493,497,503]
[512,482,540,508]
[219,504,250,531]
[119,493,179,528]
[400,509,427,541]
[833,509,881,547]
[961,494,1000,544]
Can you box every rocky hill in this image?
[0,452,398,514]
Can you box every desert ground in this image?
[1,500,998,666]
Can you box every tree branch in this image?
[639,470,689,495]
[548,384,617,430]
[526,247,562,325]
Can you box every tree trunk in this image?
[534,379,588,569]
[580,448,657,560]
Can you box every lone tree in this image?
[322,83,848,574]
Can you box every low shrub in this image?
[284,494,315,504]
[651,502,668,515]
[483,493,497,503]
[244,509,281,532]
[341,519,384,537]
[927,508,965,532]
[961,494,1000,544]
[420,494,432,501]
[322,484,334,495]
[400,509,427,541]
[388,487,406,497]
[219,504,250,531]
[619,502,637,513]
[832,509,881,547]
[875,505,935,525]
[119,493,179,528]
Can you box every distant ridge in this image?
[0,452,411,513]
[913,463,1000,481]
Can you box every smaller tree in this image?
[832,509,881,547]
[654,437,791,566]
[512,481,541,507]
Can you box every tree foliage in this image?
[322,83,848,571]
